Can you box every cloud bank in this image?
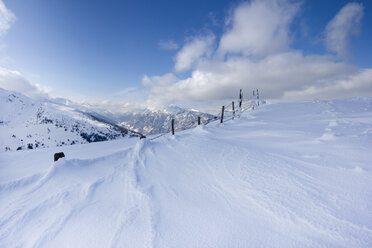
[144,0,371,109]
[0,67,49,98]
[0,0,370,113]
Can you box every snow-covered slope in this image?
[100,105,216,135]
[0,88,140,152]
[1,97,372,247]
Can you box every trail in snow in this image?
[0,140,147,247]
[1,97,372,247]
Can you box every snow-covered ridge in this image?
[0,96,371,247]
[0,88,140,152]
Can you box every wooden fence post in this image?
[54,152,65,162]
[198,116,201,125]
[239,89,242,108]
[220,106,225,124]
[232,101,235,119]
[171,119,175,135]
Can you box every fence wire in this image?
[148,95,264,141]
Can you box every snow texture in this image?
[1,96,372,247]
[0,88,138,152]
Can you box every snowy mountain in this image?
[0,88,140,152]
[100,105,216,135]
[1,96,371,247]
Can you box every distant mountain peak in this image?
[99,105,216,136]
[0,88,140,152]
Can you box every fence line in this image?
[147,89,264,140]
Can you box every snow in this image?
[0,88,136,152]
[1,97,372,247]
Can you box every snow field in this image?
[1,97,372,247]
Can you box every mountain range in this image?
[97,106,216,136]
[0,88,216,151]
[0,88,141,152]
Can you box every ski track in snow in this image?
[1,97,372,247]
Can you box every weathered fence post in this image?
[257,89,260,106]
[198,116,201,125]
[54,152,65,162]
[220,106,225,124]
[239,89,242,108]
[232,101,235,119]
[256,89,259,99]
[171,119,175,135]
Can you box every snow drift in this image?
[1,97,372,247]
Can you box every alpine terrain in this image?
[1,96,371,247]
[98,106,216,136]
[0,88,141,152]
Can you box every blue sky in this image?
[2,0,234,97]
[0,0,371,111]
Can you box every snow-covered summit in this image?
[0,88,140,152]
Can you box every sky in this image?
[0,0,371,113]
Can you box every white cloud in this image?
[88,99,147,114]
[158,40,179,51]
[2,0,369,113]
[0,67,49,98]
[142,73,177,87]
[0,4,47,99]
[174,34,215,72]
[283,68,372,100]
[0,0,15,36]
[142,73,178,108]
[325,2,364,57]
[142,0,371,109]
[218,0,300,57]
[145,52,372,106]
